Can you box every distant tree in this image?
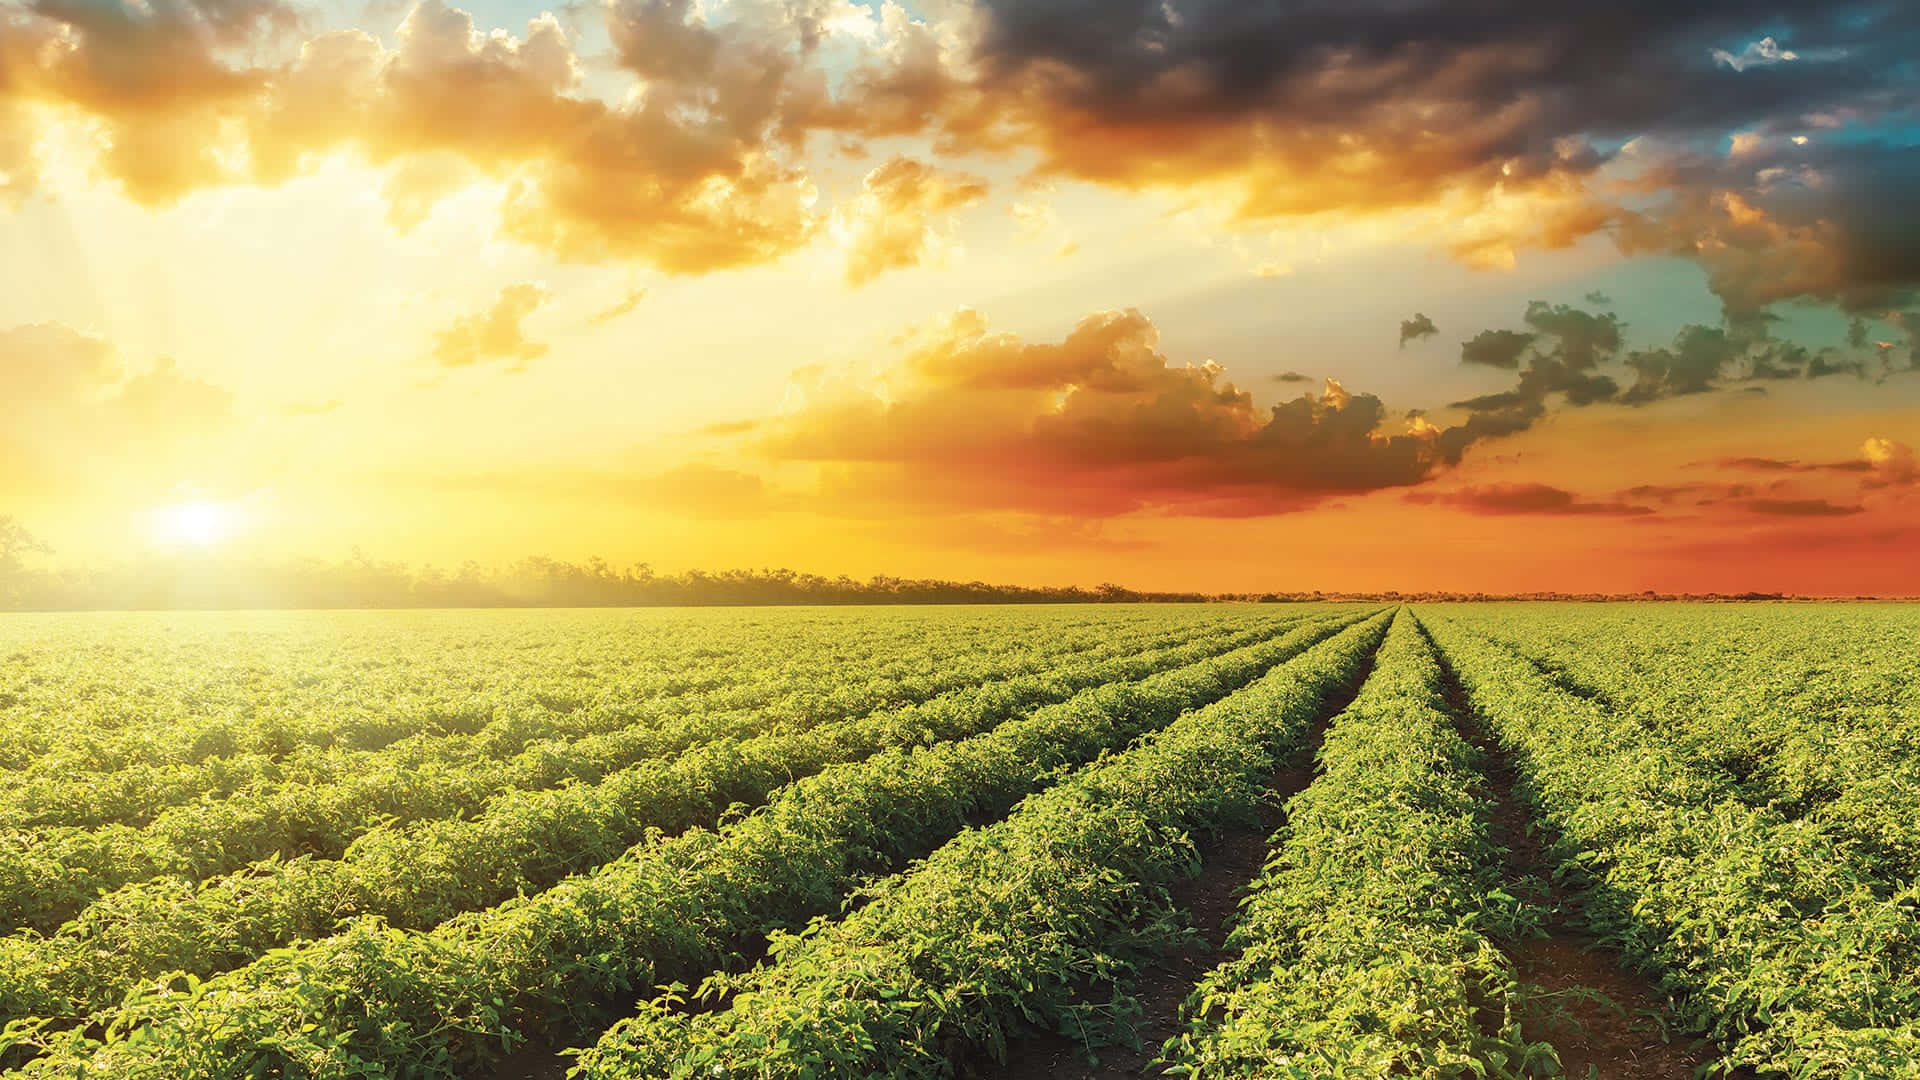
[0,517,50,607]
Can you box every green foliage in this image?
[0,613,1275,1029]
[1165,611,1558,1079]
[569,614,1390,1078]
[1425,607,1920,1079]
[6,602,1920,1080]
[4,609,1367,1078]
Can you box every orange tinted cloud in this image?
[431,283,550,370]
[757,308,1497,517]
[7,0,1920,312]
[1863,437,1918,487]
[1404,483,1655,517]
[1743,497,1866,517]
[834,156,987,286]
[0,0,297,203]
[2,0,824,270]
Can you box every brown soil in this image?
[1430,634,1732,1080]
[486,1039,575,1080]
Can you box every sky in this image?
[1,0,1918,594]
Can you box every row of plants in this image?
[1,614,1365,1075]
[1439,603,1920,889]
[0,615,1297,1026]
[1164,612,1554,1078]
[1425,613,1920,1079]
[0,616,1235,934]
[0,608,1162,832]
[0,609,971,775]
[567,615,1389,1079]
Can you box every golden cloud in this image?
[431,282,550,369]
[834,156,987,286]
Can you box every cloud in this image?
[1862,437,1918,488]
[0,321,119,406]
[1584,291,1613,306]
[1009,182,1076,256]
[1521,300,1623,371]
[432,283,550,370]
[1460,329,1536,370]
[1711,456,1871,475]
[1616,141,1920,326]
[0,0,299,204]
[1621,324,1737,401]
[1404,483,1655,517]
[834,156,988,286]
[107,357,233,436]
[831,2,1919,317]
[1622,482,1755,505]
[1744,497,1865,517]
[1398,313,1438,348]
[3,0,827,271]
[1271,371,1313,383]
[1711,36,1801,72]
[7,0,1920,310]
[588,286,648,327]
[1434,295,1892,442]
[0,321,233,491]
[636,462,771,518]
[756,307,1503,517]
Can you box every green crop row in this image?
[0,607,1152,834]
[1425,614,1920,1080]
[1435,603,1920,889]
[0,616,1292,1029]
[0,610,965,774]
[0,617,1229,935]
[4,613,1366,1078]
[1164,612,1553,1078]
[0,612,1141,833]
[569,614,1389,1079]
[0,607,1192,788]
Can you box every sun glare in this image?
[148,499,238,548]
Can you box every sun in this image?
[148,499,239,548]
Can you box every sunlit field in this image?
[0,603,1915,1078]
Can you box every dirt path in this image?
[1425,631,1730,1080]
[982,641,1378,1079]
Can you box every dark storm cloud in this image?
[1398,313,1438,348]
[943,1,1920,314]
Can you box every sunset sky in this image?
[2,0,1918,594]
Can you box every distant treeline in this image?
[1,550,1213,613]
[0,518,1896,609]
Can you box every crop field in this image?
[0,603,1914,1079]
